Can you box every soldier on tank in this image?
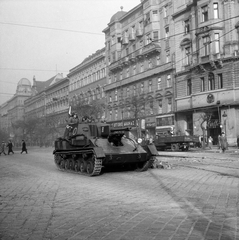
[64,112,79,139]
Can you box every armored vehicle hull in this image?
[53,121,158,176]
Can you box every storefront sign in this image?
[111,120,136,128]
[146,122,156,128]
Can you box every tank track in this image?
[54,153,102,177]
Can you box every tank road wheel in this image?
[54,154,61,168]
[79,160,87,173]
[59,159,65,170]
[69,159,74,170]
[86,161,94,175]
[74,160,80,172]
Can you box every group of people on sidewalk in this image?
[207,132,233,153]
[0,140,28,156]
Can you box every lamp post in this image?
[222,111,227,135]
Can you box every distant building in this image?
[0,78,33,139]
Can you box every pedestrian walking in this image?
[208,136,213,149]
[21,140,28,154]
[7,140,14,155]
[237,135,239,149]
[0,141,7,155]
[220,132,228,153]
[218,134,221,149]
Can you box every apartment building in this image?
[173,0,239,145]
[103,0,175,138]
[68,47,107,121]
[0,78,33,139]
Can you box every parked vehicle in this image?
[154,134,199,151]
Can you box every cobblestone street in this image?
[0,148,238,240]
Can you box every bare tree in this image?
[198,112,212,149]
[73,98,106,121]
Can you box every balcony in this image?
[122,56,130,65]
[122,36,129,45]
[142,42,161,57]
[135,48,143,59]
[108,60,123,72]
[129,52,136,62]
[136,28,143,37]
[129,32,136,41]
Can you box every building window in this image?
[185,47,190,65]
[109,95,112,102]
[215,33,220,54]
[133,65,136,75]
[133,85,136,96]
[202,5,208,22]
[120,71,123,80]
[164,6,168,18]
[152,10,158,21]
[158,99,162,114]
[127,107,130,118]
[111,35,115,45]
[166,52,170,63]
[200,77,205,92]
[146,33,151,45]
[157,78,161,90]
[149,101,154,115]
[148,59,152,68]
[115,89,118,101]
[140,82,144,94]
[126,68,129,78]
[184,20,190,34]
[156,56,160,65]
[148,80,152,92]
[115,109,118,120]
[153,31,158,41]
[218,73,223,89]
[165,27,169,38]
[187,79,192,95]
[167,98,172,112]
[213,3,219,19]
[208,73,215,90]
[140,62,144,72]
[109,110,112,121]
[167,74,172,87]
[203,36,210,56]
[126,87,129,97]
[146,12,150,25]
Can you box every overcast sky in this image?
[0,0,140,105]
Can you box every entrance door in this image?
[207,111,221,145]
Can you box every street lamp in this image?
[222,111,227,135]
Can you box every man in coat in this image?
[21,140,28,154]
[7,140,14,155]
[220,132,228,153]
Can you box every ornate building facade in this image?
[103,0,175,138]
[68,47,107,121]
[173,0,239,145]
